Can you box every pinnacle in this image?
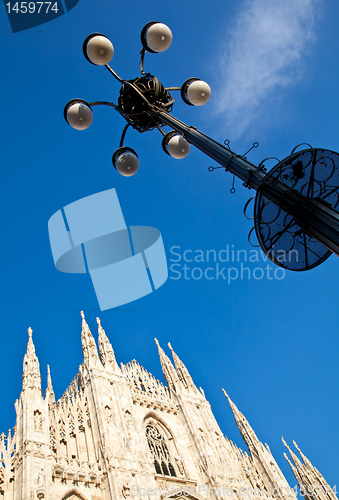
[22,325,41,392]
[281,436,287,446]
[293,440,300,452]
[80,310,91,334]
[47,365,52,384]
[97,317,105,335]
[167,342,179,361]
[284,452,296,470]
[222,388,229,398]
[281,437,293,454]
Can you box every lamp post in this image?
[64,22,339,272]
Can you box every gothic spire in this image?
[167,342,197,392]
[293,441,313,469]
[283,452,297,473]
[282,437,304,470]
[80,311,100,367]
[22,327,41,393]
[222,389,259,449]
[97,317,119,371]
[222,389,242,417]
[154,338,180,393]
[283,439,338,500]
[46,365,55,403]
[283,452,302,482]
[224,391,293,494]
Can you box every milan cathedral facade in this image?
[0,312,336,500]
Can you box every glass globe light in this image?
[181,78,211,106]
[167,135,190,159]
[112,147,139,177]
[64,100,93,130]
[83,34,114,65]
[144,22,172,52]
[186,80,211,106]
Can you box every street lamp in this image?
[64,22,339,272]
[64,21,209,170]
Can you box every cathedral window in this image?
[139,377,146,391]
[60,439,67,457]
[70,432,77,459]
[145,424,176,477]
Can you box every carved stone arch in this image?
[164,490,206,500]
[142,412,174,441]
[60,488,88,500]
[52,465,64,482]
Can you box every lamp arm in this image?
[89,101,119,109]
[89,101,146,119]
[105,64,123,83]
[119,124,131,147]
[140,48,147,75]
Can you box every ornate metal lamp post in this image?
[64,22,339,272]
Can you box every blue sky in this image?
[0,0,338,489]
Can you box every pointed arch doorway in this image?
[60,490,88,500]
[164,489,207,500]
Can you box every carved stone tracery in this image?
[145,424,176,478]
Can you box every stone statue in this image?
[34,411,43,431]
[37,469,45,488]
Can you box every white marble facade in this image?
[0,313,335,500]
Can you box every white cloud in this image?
[212,0,320,138]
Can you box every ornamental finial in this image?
[28,327,32,338]
[222,388,230,399]
[281,436,290,451]
[80,310,85,320]
[293,440,300,452]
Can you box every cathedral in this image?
[0,312,336,500]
